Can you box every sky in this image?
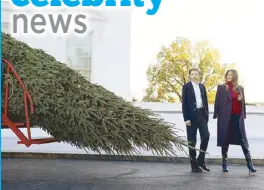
[129,0,264,103]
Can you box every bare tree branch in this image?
[162,78,182,101]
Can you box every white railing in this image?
[2,102,264,159]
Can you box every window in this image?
[66,32,93,81]
[73,45,92,80]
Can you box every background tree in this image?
[143,37,235,104]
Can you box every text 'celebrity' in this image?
[11,0,163,15]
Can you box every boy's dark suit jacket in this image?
[182,82,209,122]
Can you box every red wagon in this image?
[1,58,57,147]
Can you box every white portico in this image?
[1,1,132,100]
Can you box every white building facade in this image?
[1,1,132,100]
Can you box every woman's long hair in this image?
[225,69,239,92]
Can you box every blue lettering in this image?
[63,0,80,7]
[147,0,162,15]
[120,0,131,6]
[12,0,29,7]
[105,0,116,6]
[11,0,162,16]
[50,0,62,6]
[82,0,103,6]
[31,0,49,7]
[134,0,144,7]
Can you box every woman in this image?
[213,69,257,173]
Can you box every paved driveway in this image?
[2,158,263,190]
